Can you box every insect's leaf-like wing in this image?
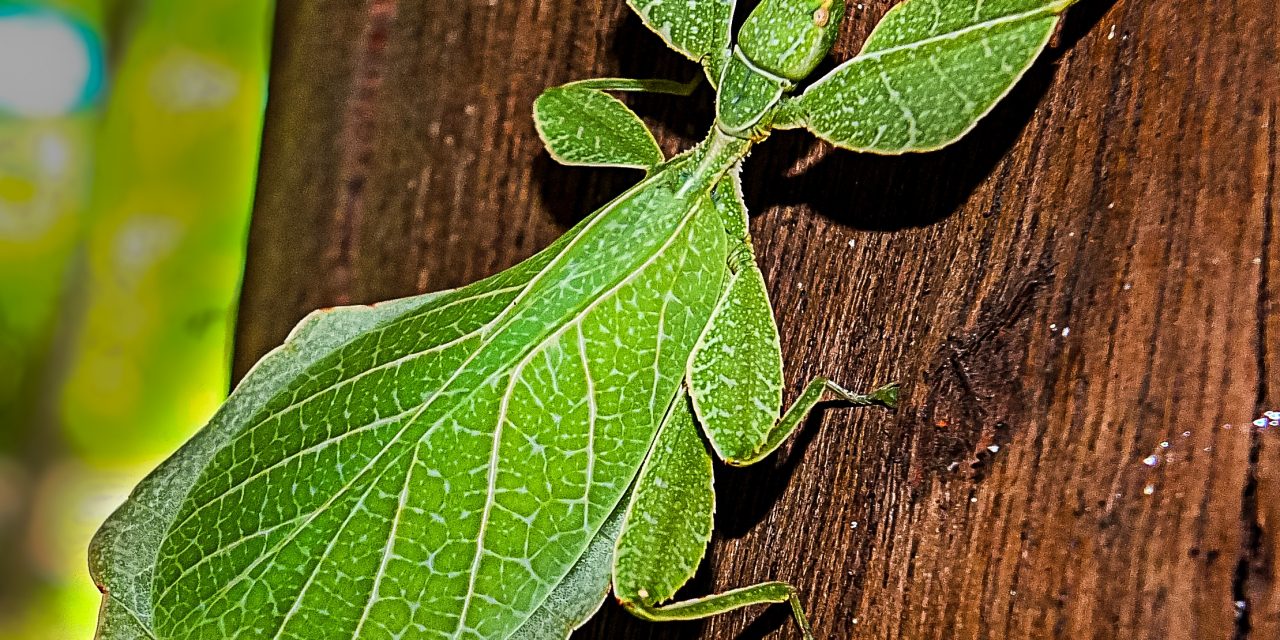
[792,0,1077,153]
[535,85,664,169]
[627,0,736,84]
[91,157,729,640]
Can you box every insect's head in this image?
[715,0,845,135]
[737,0,845,82]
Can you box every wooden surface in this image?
[234,1,1279,638]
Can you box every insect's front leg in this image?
[611,387,815,640]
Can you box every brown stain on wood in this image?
[235,0,1280,638]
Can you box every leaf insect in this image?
[90,0,1082,638]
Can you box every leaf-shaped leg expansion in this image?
[780,0,1078,153]
[534,77,700,170]
[613,390,815,639]
[627,0,736,85]
[689,173,896,465]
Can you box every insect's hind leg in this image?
[615,379,894,637]
[622,581,814,640]
[612,388,816,639]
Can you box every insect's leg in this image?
[687,249,896,466]
[623,581,814,640]
[731,376,898,467]
[534,77,701,171]
[692,171,894,466]
[613,388,814,639]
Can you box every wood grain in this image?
[234,1,1279,638]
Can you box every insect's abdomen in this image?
[151,165,728,640]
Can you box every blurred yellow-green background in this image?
[0,1,274,637]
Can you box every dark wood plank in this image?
[235,1,1280,638]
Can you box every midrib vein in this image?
[829,3,1068,69]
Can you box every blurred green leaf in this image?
[0,1,274,638]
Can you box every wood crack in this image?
[1234,102,1277,640]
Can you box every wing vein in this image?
[838,3,1067,67]
[156,406,425,621]
[166,408,414,535]
[248,282,525,435]
[352,441,420,638]
[104,591,159,640]
[450,369,517,639]
[576,324,598,530]
[268,455,400,640]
